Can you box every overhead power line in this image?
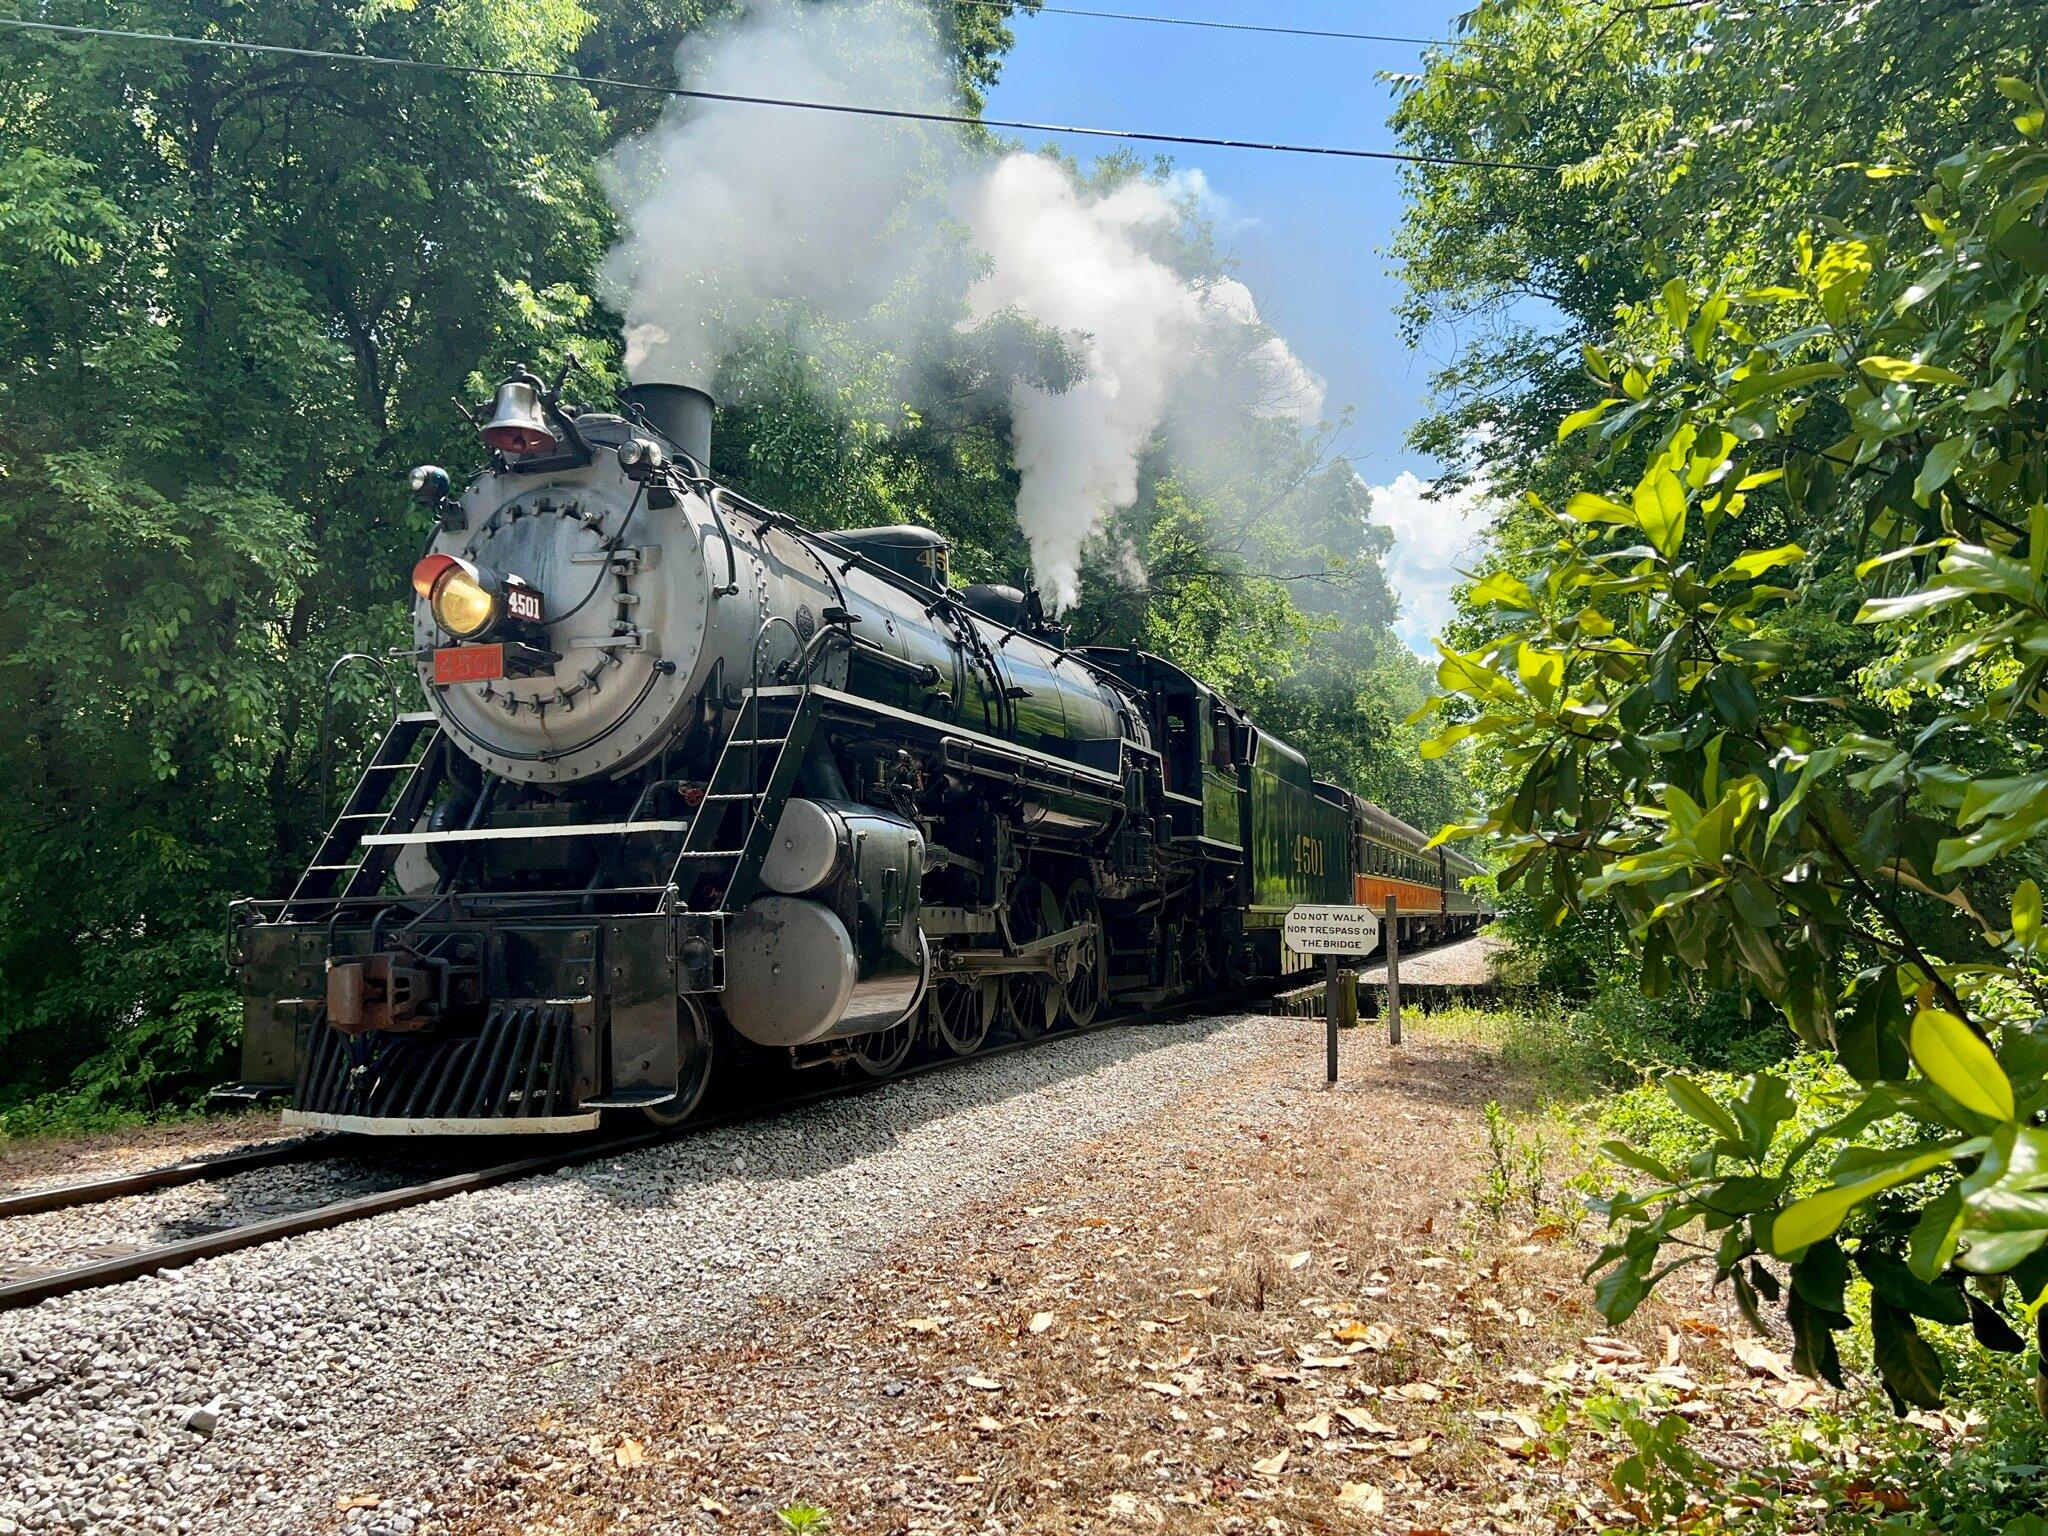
[0,17,1556,171]
[949,0,1456,46]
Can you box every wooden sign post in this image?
[1383,896,1402,1047]
[1283,905,1381,1086]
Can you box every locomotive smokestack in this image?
[620,382,714,470]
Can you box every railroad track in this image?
[0,986,1260,1314]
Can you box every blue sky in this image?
[983,0,1490,649]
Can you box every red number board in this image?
[434,644,505,685]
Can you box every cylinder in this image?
[620,382,714,469]
[722,897,926,1047]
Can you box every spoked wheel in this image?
[847,1002,918,1077]
[1058,880,1105,1027]
[642,997,717,1127]
[1154,916,1188,997]
[928,976,996,1057]
[1187,917,1220,994]
[1000,874,1061,1038]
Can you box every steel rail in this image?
[0,986,1258,1313]
[0,1138,334,1220]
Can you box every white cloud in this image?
[1366,471,1491,656]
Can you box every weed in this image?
[1478,1099,1557,1226]
[776,1503,830,1532]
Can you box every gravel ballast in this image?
[0,1012,1286,1536]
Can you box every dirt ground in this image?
[417,1018,1852,1536]
[0,1108,294,1194]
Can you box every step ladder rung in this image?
[305,862,361,873]
[333,812,386,823]
[673,851,742,860]
[698,793,756,802]
[723,737,788,748]
[362,759,427,774]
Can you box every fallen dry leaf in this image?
[1293,1411,1332,1439]
[1141,1380,1183,1398]
[334,1495,380,1513]
[1334,1406,1398,1436]
[963,1375,1004,1391]
[1028,1311,1056,1335]
[613,1437,645,1470]
[1729,1337,1795,1382]
[902,1317,944,1335]
[696,1496,731,1516]
[1285,1250,1312,1271]
[1335,1482,1385,1517]
[1583,1335,1644,1363]
[1251,1449,1290,1479]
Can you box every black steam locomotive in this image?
[224,369,1487,1133]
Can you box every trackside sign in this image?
[1282,904,1382,956]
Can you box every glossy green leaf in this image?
[1770,1144,1957,1255]
[1859,355,1971,387]
[1909,1009,2014,1121]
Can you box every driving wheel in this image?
[1058,879,1105,1027]
[1000,873,1060,1038]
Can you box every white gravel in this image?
[0,1012,1284,1536]
[0,1156,443,1285]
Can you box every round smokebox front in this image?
[415,477,711,784]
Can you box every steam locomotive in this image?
[223,368,1488,1133]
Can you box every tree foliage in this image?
[1419,87,2048,1409]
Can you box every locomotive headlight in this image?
[412,553,499,639]
[433,567,498,638]
[411,553,544,640]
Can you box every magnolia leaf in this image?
[1566,491,1637,525]
[1770,1145,1956,1255]
[1909,1009,2014,1121]
[1870,1301,1945,1409]
[1558,398,1622,442]
[1716,544,1805,582]
[1859,355,1971,387]
[1914,438,1968,503]
[1663,1076,1741,1143]
[2014,879,2042,948]
[1635,467,1688,558]
[1470,570,1539,609]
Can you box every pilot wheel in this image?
[927,976,995,1056]
[847,1012,917,1077]
[641,997,717,1127]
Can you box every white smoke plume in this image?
[601,0,1325,609]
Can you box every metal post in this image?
[1384,896,1402,1046]
[1324,954,1339,1086]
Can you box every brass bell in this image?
[478,375,556,455]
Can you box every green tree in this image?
[1421,102,2048,1410]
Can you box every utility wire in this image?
[0,17,1558,171]
[949,0,1455,46]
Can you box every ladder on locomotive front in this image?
[283,712,445,921]
[662,682,821,914]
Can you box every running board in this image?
[580,1087,678,1110]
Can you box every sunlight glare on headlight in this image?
[432,567,497,638]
